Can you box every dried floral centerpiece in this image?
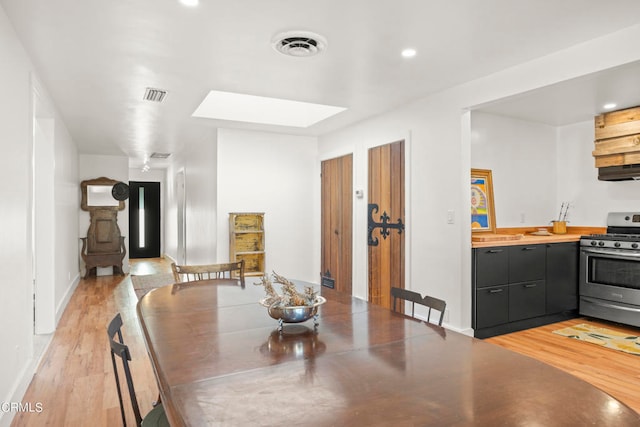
[255,272,326,328]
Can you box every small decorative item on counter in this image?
[551,202,570,234]
[552,221,567,234]
[255,272,326,331]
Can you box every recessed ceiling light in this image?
[603,103,617,110]
[401,48,417,58]
[179,0,198,7]
[192,90,347,128]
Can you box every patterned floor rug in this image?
[130,273,176,300]
[553,323,640,356]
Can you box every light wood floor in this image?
[11,259,640,425]
[486,317,640,414]
[11,258,170,427]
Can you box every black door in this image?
[129,181,161,258]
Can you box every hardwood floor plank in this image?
[11,258,640,425]
[11,258,170,427]
[486,317,640,414]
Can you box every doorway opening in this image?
[32,80,56,335]
[129,181,161,258]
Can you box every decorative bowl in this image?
[260,296,327,323]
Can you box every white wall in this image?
[52,100,80,322]
[216,129,319,282]
[470,114,640,228]
[319,23,640,333]
[0,10,36,423]
[165,129,218,264]
[0,6,79,426]
[557,121,640,225]
[471,112,557,227]
[79,155,129,274]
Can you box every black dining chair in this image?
[107,313,169,427]
[391,286,447,326]
[390,287,424,318]
[420,294,447,326]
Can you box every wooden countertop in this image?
[471,226,605,248]
[472,233,582,248]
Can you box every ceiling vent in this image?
[143,87,168,102]
[272,31,327,57]
[150,152,171,159]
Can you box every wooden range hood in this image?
[593,106,640,181]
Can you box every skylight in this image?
[192,90,347,128]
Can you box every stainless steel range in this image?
[580,212,640,327]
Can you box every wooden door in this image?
[368,140,405,309]
[321,154,353,295]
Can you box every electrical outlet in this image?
[520,213,526,223]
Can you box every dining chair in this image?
[107,313,169,427]
[171,260,245,285]
[390,287,447,326]
[390,286,424,318]
[420,294,447,326]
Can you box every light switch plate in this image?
[447,210,455,224]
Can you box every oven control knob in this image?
[590,241,597,246]
[614,242,621,248]
[598,241,605,246]
[633,243,639,249]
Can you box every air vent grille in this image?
[143,87,168,102]
[150,152,171,159]
[272,31,327,57]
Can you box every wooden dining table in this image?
[137,279,640,426]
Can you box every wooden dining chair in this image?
[390,286,424,318]
[107,313,169,427]
[171,260,245,285]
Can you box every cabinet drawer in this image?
[475,247,508,288]
[475,285,509,329]
[509,245,545,283]
[509,280,545,322]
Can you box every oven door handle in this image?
[581,297,640,313]
[581,247,640,260]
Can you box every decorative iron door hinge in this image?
[367,203,404,246]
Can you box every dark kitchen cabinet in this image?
[546,242,579,313]
[509,280,546,321]
[509,245,545,282]
[475,247,508,287]
[475,285,509,328]
[473,242,578,338]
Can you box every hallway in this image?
[12,259,170,427]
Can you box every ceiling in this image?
[3,0,640,169]
[473,60,640,126]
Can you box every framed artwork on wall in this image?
[471,168,496,233]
